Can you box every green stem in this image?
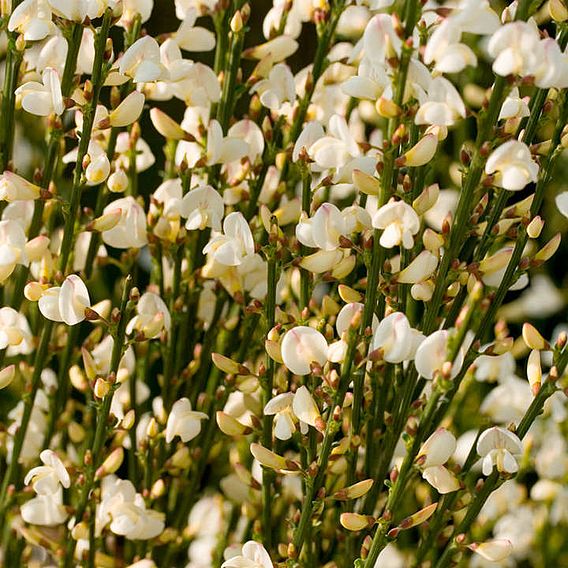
[64,276,133,567]
[58,10,114,275]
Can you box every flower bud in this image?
[333,479,374,501]
[151,479,166,499]
[150,108,186,140]
[24,281,48,302]
[69,365,88,392]
[340,513,376,531]
[423,229,444,252]
[107,169,129,193]
[549,0,568,21]
[399,134,438,167]
[230,10,243,33]
[265,339,283,363]
[89,209,122,232]
[398,502,438,530]
[352,169,381,196]
[71,522,89,541]
[94,378,110,399]
[96,447,124,478]
[522,323,549,350]
[0,365,15,389]
[413,184,439,215]
[338,284,362,303]
[526,216,544,239]
[85,153,111,185]
[331,254,356,279]
[212,353,241,374]
[68,422,86,444]
[534,233,561,262]
[24,236,50,262]
[170,446,191,469]
[250,443,289,471]
[527,349,542,395]
[109,91,145,127]
[479,248,513,274]
[216,411,251,436]
[397,251,438,284]
[375,97,401,118]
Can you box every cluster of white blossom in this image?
[0,0,567,566]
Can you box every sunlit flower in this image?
[485,140,539,191]
[15,67,64,116]
[281,326,328,376]
[372,201,420,249]
[477,426,523,476]
[165,398,208,443]
[38,274,91,326]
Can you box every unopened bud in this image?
[522,323,549,350]
[96,447,124,478]
[339,512,376,531]
[93,378,110,399]
[526,216,544,238]
[216,411,252,436]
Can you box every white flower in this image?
[119,36,166,83]
[498,87,530,121]
[206,119,249,165]
[21,489,68,526]
[180,185,224,231]
[244,36,299,62]
[488,20,542,77]
[555,191,568,219]
[0,306,33,357]
[308,115,360,170]
[47,0,103,21]
[203,212,255,267]
[0,219,28,282]
[534,37,568,89]
[296,203,347,251]
[0,171,40,201]
[485,140,539,191]
[8,0,54,41]
[165,398,208,443]
[38,274,91,326]
[126,292,171,339]
[336,302,378,338]
[250,63,296,111]
[263,392,296,440]
[15,67,64,116]
[415,77,466,127]
[221,541,273,568]
[174,8,216,51]
[477,426,523,476]
[423,20,477,74]
[362,14,401,64]
[102,196,148,248]
[293,121,324,162]
[281,326,328,376]
[24,449,70,495]
[119,0,154,27]
[292,385,322,431]
[110,495,165,540]
[416,428,460,494]
[372,201,420,249]
[263,385,322,440]
[414,330,464,380]
[372,312,422,363]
